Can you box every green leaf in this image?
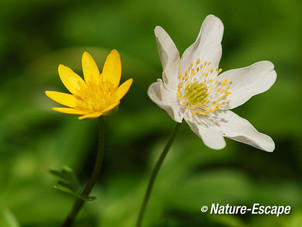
[49,166,96,201]
[49,166,81,197]
[78,195,96,201]
[0,209,20,227]
[53,182,79,197]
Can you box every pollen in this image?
[176,59,231,117]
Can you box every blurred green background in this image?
[0,0,302,226]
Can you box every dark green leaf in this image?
[49,166,81,197]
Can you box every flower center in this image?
[76,81,116,112]
[176,59,232,116]
[184,82,208,106]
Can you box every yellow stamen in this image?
[175,58,231,117]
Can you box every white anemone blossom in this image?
[148,15,276,151]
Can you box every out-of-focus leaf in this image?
[49,166,81,192]
[50,166,96,201]
[282,210,302,227]
[0,209,20,227]
[209,215,246,227]
[50,166,80,197]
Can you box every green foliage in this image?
[0,209,20,227]
[49,166,96,201]
[0,0,301,226]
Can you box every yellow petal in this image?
[115,78,133,101]
[52,107,87,115]
[58,64,86,95]
[45,91,79,108]
[78,101,120,120]
[102,49,121,88]
[103,101,120,114]
[78,112,103,120]
[82,52,101,85]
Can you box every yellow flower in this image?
[46,50,133,120]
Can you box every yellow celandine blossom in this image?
[46,50,133,120]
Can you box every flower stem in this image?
[136,122,181,227]
[61,117,105,227]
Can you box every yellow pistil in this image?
[176,59,232,116]
[184,82,209,106]
[45,50,133,120]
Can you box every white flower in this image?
[148,15,276,152]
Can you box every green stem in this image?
[61,117,105,227]
[136,122,181,227]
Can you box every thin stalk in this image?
[136,122,181,227]
[61,117,105,227]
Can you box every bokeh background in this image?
[1,0,302,226]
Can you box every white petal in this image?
[154,26,180,91]
[180,15,224,71]
[148,80,184,123]
[184,111,226,150]
[215,110,275,152]
[218,61,277,109]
